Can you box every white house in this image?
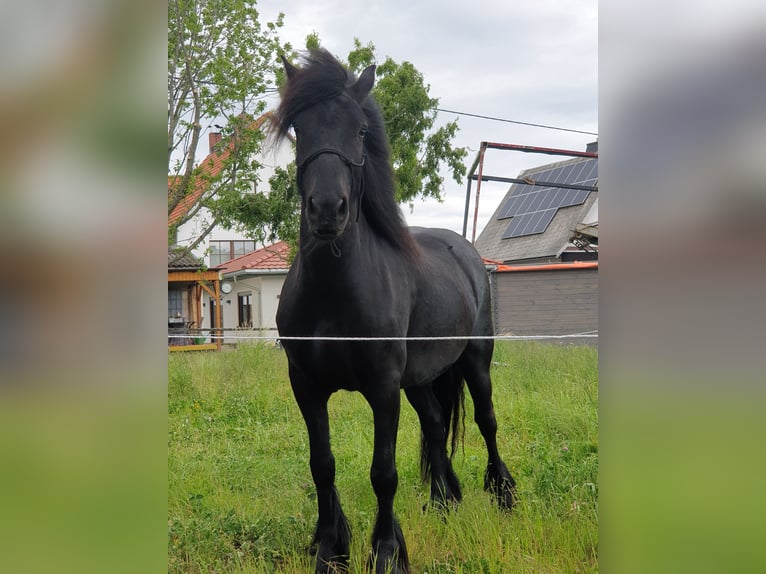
[168,113,293,344]
[213,241,291,344]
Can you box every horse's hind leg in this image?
[290,369,350,573]
[458,340,517,510]
[404,381,462,509]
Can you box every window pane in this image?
[168,289,183,317]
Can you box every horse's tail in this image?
[420,367,465,482]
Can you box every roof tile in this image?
[218,241,291,273]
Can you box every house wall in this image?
[209,274,286,343]
[225,276,262,332]
[491,267,597,342]
[259,275,285,330]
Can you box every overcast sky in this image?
[258,0,598,238]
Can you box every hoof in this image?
[315,557,349,574]
[369,518,410,574]
[424,493,460,515]
[431,473,463,507]
[368,546,408,574]
[496,477,518,511]
[484,463,518,511]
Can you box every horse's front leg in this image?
[291,372,351,573]
[364,382,410,574]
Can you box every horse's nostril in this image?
[307,196,316,214]
[338,197,347,216]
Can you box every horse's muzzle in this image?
[307,193,349,239]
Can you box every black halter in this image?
[296,148,366,221]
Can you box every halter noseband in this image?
[296,148,366,220]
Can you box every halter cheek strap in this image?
[296,148,367,221]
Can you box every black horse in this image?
[274,49,516,574]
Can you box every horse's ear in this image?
[282,55,297,79]
[350,65,376,103]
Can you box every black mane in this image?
[273,49,419,259]
[273,49,348,139]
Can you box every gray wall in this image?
[491,267,597,341]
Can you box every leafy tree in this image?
[168,5,467,263]
[167,0,292,260]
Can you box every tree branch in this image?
[168,214,221,266]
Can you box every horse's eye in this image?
[358,127,368,139]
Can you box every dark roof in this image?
[474,154,598,263]
[168,247,205,270]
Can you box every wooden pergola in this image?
[168,251,222,352]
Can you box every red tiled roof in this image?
[218,241,291,273]
[168,113,272,227]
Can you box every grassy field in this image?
[168,342,598,573]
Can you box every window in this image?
[209,240,256,266]
[208,242,230,267]
[168,289,183,318]
[238,292,252,328]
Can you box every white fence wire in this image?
[168,331,598,342]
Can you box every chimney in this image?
[586,141,598,153]
[209,132,222,153]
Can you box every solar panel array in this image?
[498,157,598,239]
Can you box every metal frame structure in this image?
[462,142,598,243]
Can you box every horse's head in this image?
[278,52,376,241]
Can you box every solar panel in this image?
[497,188,539,219]
[568,162,585,182]
[497,157,598,239]
[501,208,558,239]
[558,164,575,183]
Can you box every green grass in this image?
[168,342,598,573]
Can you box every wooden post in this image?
[214,279,222,351]
[195,278,221,351]
[194,284,202,342]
